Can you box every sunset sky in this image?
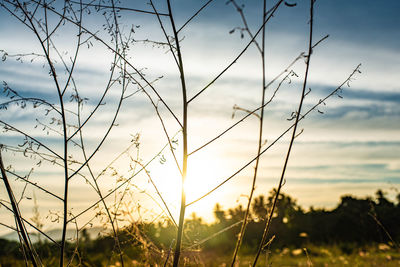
[0,0,399,236]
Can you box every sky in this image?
[0,0,399,237]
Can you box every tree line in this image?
[1,188,399,265]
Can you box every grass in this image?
[253,245,400,267]
[166,245,400,267]
[1,244,399,266]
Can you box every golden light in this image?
[184,156,222,201]
[150,151,226,220]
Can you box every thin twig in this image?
[134,160,178,227]
[0,217,52,248]
[0,120,63,160]
[177,0,214,33]
[231,0,267,264]
[252,1,314,264]
[150,0,179,68]
[69,0,169,16]
[29,0,183,129]
[185,219,244,251]
[186,64,361,207]
[67,130,182,223]
[188,0,284,103]
[228,0,262,53]
[0,149,39,267]
[6,169,63,201]
[188,57,303,156]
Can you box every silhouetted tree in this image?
[214,203,227,224]
[252,195,268,219]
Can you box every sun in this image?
[149,151,226,219]
[184,156,222,201]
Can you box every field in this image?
[1,243,399,266]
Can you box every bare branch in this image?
[69,0,169,16]
[188,0,284,103]
[186,64,362,207]
[177,0,214,33]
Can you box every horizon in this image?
[1,186,397,240]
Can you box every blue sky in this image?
[0,0,399,234]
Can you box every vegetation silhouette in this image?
[0,188,399,266]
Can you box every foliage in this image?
[1,189,399,266]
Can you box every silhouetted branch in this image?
[186,63,362,207]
